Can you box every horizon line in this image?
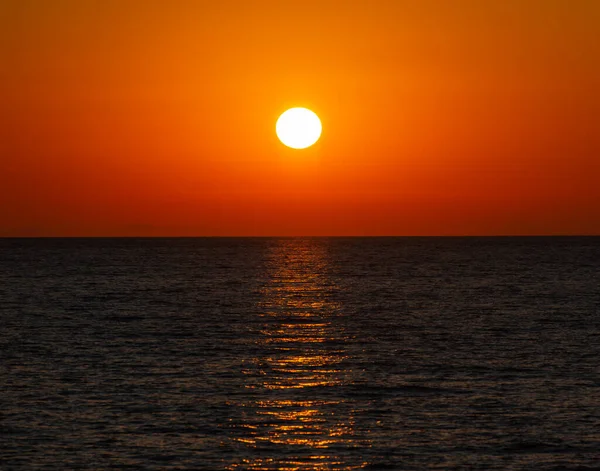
[1,234,599,239]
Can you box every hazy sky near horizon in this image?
[2,0,599,236]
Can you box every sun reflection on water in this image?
[227,239,367,470]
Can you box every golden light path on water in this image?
[227,240,369,470]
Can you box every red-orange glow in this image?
[2,1,599,235]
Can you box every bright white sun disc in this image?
[276,107,322,149]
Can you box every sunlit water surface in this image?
[1,237,600,470]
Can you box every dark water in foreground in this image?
[1,237,600,470]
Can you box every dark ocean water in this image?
[1,237,600,470]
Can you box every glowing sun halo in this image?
[276,108,322,149]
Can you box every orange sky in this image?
[2,0,599,236]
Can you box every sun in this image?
[276,108,322,149]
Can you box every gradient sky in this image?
[2,0,599,236]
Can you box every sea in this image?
[1,237,599,470]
